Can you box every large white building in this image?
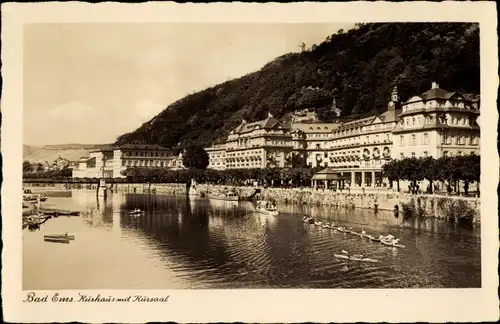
[223,113,293,169]
[290,123,338,168]
[204,82,480,188]
[72,144,175,178]
[392,82,480,159]
[205,144,227,170]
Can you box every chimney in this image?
[431,81,439,89]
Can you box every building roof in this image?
[377,108,401,123]
[420,87,457,101]
[463,93,480,103]
[205,144,226,151]
[403,82,479,105]
[89,145,115,153]
[335,115,374,130]
[291,123,339,134]
[311,167,350,181]
[118,144,170,151]
[231,113,288,134]
[86,157,96,164]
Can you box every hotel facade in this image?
[205,82,480,188]
[72,144,176,178]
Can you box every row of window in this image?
[399,133,429,146]
[400,152,428,159]
[122,151,169,157]
[121,160,169,167]
[441,134,478,145]
[404,115,470,127]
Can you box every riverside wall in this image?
[195,184,481,224]
[24,182,480,223]
[24,182,187,196]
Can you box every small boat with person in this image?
[336,226,349,233]
[380,239,405,248]
[255,200,279,216]
[44,236,71,244]
[334,250,379,263]
[44,233,75,240]
[129,208,145,216]
[302,216,315,224]
[378,234,405,248]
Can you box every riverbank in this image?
[193,184,480,224]
[23,182,480,223]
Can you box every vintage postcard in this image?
[1,1,499,322]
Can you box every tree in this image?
[182,145,209,169]
[419,157,439,193]
[382,159,402,191]
[23,160,33,173]
[399,157,423,193]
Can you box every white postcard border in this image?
[1,1,499,322]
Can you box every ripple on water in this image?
[23,191,481,289]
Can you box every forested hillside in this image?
[115,23,479,151]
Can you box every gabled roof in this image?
[421,88,457,101]
[291,123,339,134]
[377,108,401,123]
[231,113,287,134]
[86,157,96,164]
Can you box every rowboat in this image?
[129,209,145,215]
[380,239,405,248]
[44,237,71,244]
[364,234,381,242]
[302,216,315,224]
[334,254,379,263]
[44,234,75,240]
[349,230,363,236]
[256,201,279,216]
[256,206,279,216]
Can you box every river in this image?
[23,189,481,289]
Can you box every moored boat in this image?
[44,234,75,240]
[209,191,239,201]
[44,237,71,244]
[255,200,279,216]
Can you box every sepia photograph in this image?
[2,2,499,323]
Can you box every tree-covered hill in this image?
[115,23,479,151]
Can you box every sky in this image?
[23,23,353,146]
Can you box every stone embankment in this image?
[196,184,480,224]
[24,182,480,223]
[24,182,187,196]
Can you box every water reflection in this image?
[23,190,481,289]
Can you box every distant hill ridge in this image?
[114,22,479,151]
[23,144,111,163]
